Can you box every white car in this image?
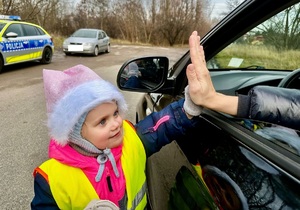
[63,28,110,56]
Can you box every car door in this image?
[21,24,47,60]
[96,31,104,51]
[100,31,109,51]
[1,23,29,64]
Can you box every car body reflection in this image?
[118,57,168,91]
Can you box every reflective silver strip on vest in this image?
[130,181,147,210]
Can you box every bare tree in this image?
[73,0,109,29]
[257,4,300,50]
[193,0,213,39]
[0,0,15,14]
[110,0,148,42]
[155,0,190,46]
[226,0,242,13]
[0,0,215,46]
[154,0,211,46]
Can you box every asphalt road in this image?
[0,45,188,209]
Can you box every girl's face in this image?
[81,101,124,150]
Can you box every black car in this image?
[117,0,300,209]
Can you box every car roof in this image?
[0,20,18,24]
[77,28,102,31]
[0,19,44,28]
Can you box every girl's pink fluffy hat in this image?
[43,64,127,146]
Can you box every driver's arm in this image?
[187,31,300,130]
[237,86,300,130]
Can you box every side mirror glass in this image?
[117,56,169,92]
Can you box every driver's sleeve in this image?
[237,85,300,130]
[237,94,251,118]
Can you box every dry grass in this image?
[216,44,300,70]
[51,34,65,51]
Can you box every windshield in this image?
[72,30,97,38]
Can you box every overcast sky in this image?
[212,0,245,18]
[212,0,228,18]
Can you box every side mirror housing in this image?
[5,32,18,38]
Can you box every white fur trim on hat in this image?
[47,80,127,146]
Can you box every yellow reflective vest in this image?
[38,120,147,210]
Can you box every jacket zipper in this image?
[106,168,113,192]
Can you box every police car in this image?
[0,15,54,73]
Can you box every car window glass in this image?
[36,27,45,35]
[22,24,40,36]
[0,23,5,31]
[73,29,96,38]
[207,2,300,71]
[204,1,300,158]
[72,30,83,37]
[88,31,96,38]
[4,23,23,36]
[236,119,300,157]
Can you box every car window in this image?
[72,30,83,37]
[36,27,46,35]
[204,1,300,159]
[98,31,102,39]
[22,24,42,36]
[236,119,300,157]
[73,29,96,38]
[207,2,300,71]
[4,23,23,36]
[88,31,97,38]
[0,23,5,31]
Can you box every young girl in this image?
[31,64,202,209]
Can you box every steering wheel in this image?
[278,68,300,88]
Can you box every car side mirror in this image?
[117,56,169,92]
[5,32,18,38]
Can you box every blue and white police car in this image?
[0,15,54,73]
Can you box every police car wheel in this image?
[41,47,53,64]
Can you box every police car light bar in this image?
[0,15,21,21]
